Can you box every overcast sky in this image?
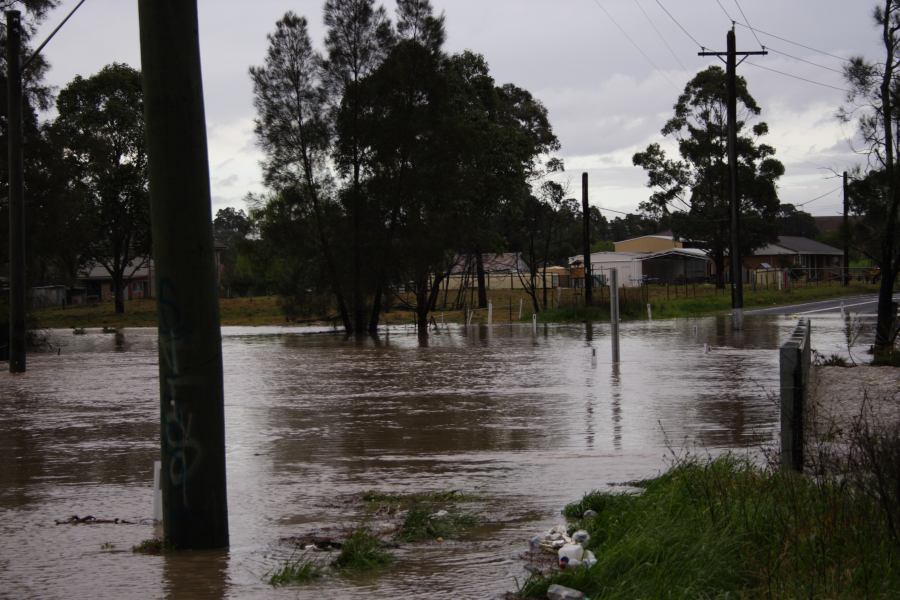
[33,0,884,220]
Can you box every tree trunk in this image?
[714,249,726,289]
[113,276,125,314]
[475,250,487,308]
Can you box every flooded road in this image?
[0,314,873,599]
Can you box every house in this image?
[443,252,537,290]
[569,248,712,288]
[79,257,153,302]
[746,236,843,271]
[614,232,683,253]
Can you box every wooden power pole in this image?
[842,171,849,286]
[6,11,25,373]
[138,0,229,549]
[700,27,767,330]
[582,172,593,306]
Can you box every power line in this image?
[795,186,841,207]
[654,0,705,50]
[633,0,687,71]
[734,21,851,64]
[714,0,733,22]
[732,0,764,50]
[25,0,89,69]
[767,47,845,75]
[590,0,678,89]
[745,61,849,93]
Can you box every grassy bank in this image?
[517,454,900,599]
[28,281,883,329]
[540,281,881,323]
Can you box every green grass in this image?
[331,528,392,572]
[361,489,480,542]
[518,455,900,599]
[540,282,882,322]
[397,503,479,542]
[131,537,170,555]
[267,556,322,586]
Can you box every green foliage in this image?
[362,489,480,542]
[519,455,900,599]
[633,66,783,287]
[51,63,150,314]
[267,556,322,586]
[332,528,392,572]
[131,538,169,555]
[397,504,478,542]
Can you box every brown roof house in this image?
[79,257,153,302]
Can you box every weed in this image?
[72,327,86,335]
[267,556,322,586]
[517,453,900,599]
[397,504,478,542]
[100,542,115,551]
[332,528,392,572]
[131,538,169,555]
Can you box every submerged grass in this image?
[362,489,480,542]
[131,538,170,555]
[332,528,392,572]
[519,455,900,599]
[397,504,479,542]
[268,556,322,586]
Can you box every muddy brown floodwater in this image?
[0,313,874,599]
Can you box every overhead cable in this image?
[654,0,706,50]
[590,0,679,89]
[732,0,764,49]
[633,0,687,71]
[745,61,850,93]
[734,21,851,63]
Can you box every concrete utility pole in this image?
[582,172,593,306]
[700,27,767,331]
[842,171,850,286]
[6,11,25,373]
[138,0,229,549]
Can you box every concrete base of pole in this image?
[732,308,744,330]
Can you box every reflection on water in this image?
[0,314,873,599]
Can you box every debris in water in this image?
[54,515,132,525]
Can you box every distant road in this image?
[745,293,900,316]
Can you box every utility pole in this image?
[700,27,766,330]
[6,11,25,373]
[842,171,849,286]
[582,172,593,307]
[138,0,229,549]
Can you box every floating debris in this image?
[55,515,132,525]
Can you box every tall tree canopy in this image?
[251,2,559,336]
[841,1,900,361]
[633,65,784,287]
[52,63,149,314]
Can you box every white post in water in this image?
[518,298,523,319]
[487,301,493,326]
[532,313,537,334]
[646,303,652,321]
[610,268,620,363]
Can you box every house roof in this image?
[616,232,675,243]
[754,236,842,257]
[643,248,711,261]
[449,252,528,274]
[80,257,153,281]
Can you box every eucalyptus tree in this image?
[250,12,351,330]
[633,66,783,287]
[322,0,393,333]
[841,0,900,361]
[52,63,149,314]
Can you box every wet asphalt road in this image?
[744,293,900,316]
